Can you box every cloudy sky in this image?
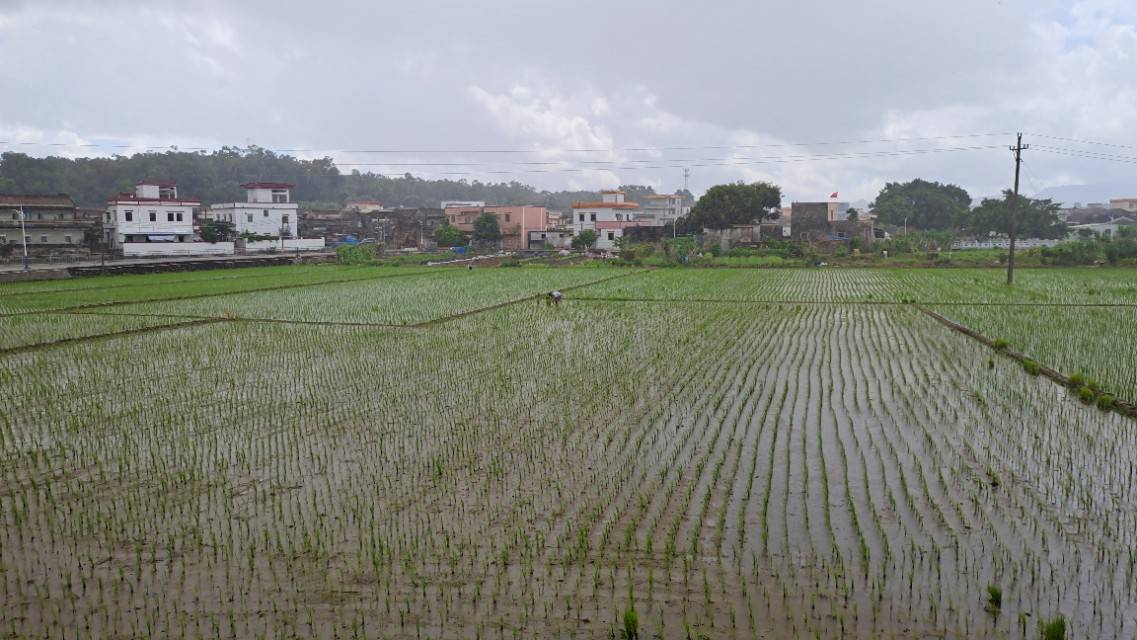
[2,0,1136,203]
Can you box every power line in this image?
[1028,133,1137,152]
[1032,145,1137,165]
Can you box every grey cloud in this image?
[1,0,1135,202]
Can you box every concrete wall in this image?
[245,238,326,252]
[1,228,87,245]
[123,242,234,257]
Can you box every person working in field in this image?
[547,290,563,306]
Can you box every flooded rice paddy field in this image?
[1,265,1135,638]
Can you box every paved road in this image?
[0,252,335,274]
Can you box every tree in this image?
[871,179,971,230]
[685,181,782,230]
[433,222,468,247]
[846,207,859,222]
[572,229,599,250]
[472,212,502,245]
[964,191,1066,239]
[199,220,234,242]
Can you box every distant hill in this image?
[1034,183,1137,207]
[0,148,684,211]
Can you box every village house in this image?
[300,205,444,249]
[346,199,385,213]
[571,190,642,251]
[0,194,101,255]
[1109,197,1137,213]
[106,182,200,248]
[444,204,548,250]
[440,200,485,210]
[790,201,875,243]
[527,228,575,250]
[636,193,689,226]
[205,182,299,238]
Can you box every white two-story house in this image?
[106,182,199,247]
[571,190,642,251]
[206,182,299,238]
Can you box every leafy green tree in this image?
[572,229,599,250]
[871,179,971,230]
[433,222,468,247]
[965,191,1066,239]
[0,150,674,212]
[685,181,782,230]
[199,220,234,243]
[472,212,502,245]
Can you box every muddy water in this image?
[1,302,1135,638]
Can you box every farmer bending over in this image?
[547,290,563,306]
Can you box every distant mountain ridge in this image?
[1033,183,1137,207]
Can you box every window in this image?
[271,189,288,203]
[607,232,615,241]
[616,214,623,221]
[281,215,289,224]
[25,235,31,244]
[247,213,254,223]
[64,235,72,244]
[167,212,175,222]
[263,210,269,217]
[578,213,585,222]
[835,231,849,240]
[149,211,157,222]
[176,212,183,222]
[590,213,597,222]
[10,213,16,220]
[124,210,133,222]
[0,235,6,243]
[36,213,43,220]
[40,234,48,243]
[504,213,511,223]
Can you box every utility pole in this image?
[18,206,29,272]
[683,168,690,192]
[1006,133,1028,285]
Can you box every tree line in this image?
[0,148,686,210]
[681,178,1067,239]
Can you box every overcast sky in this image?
[2,0,1136,203]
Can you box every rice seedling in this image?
[0,266,1134,638]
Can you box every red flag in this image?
[829,191,838,198]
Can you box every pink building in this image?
[445,205,548,250]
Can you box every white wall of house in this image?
[207,203,299,237]
[107,202,196,246]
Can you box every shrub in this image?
[992,338,1009,351]
[1077,386,1096,404]
[498,259,522,267]
[1096,394,1115,411]
[335,244,379,265]
[1022,359,1041,376]
[1068,373,1087,389]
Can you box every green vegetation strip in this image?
[916,305,1137,420]
[0,318,229,356]
[0,268,441,317]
